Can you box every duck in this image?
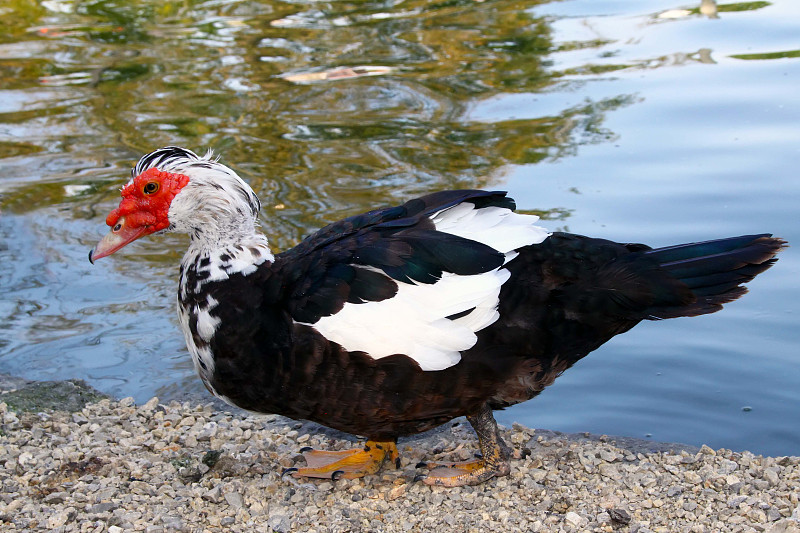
[89,146,785,486]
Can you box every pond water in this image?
[1,0,798,456]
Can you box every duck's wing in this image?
[273,190,549,370]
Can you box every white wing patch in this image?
[305,202,550,371]
[432,203,549,254]
[306,268,508,371]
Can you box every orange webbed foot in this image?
[284,440,399,480]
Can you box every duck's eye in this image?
[143,182,159,195]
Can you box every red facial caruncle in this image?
[89,168,190,263]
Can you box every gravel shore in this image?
[0,378,798,533]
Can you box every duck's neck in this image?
[180,226,274,297]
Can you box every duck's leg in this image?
[420,403,511,487]
[285,440,399,480]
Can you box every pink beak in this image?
[89,216,150,263]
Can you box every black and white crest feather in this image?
[133,146,206,176]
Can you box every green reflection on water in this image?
[731,49,800,60]
[0,0,629,246]
[717,1,771,12]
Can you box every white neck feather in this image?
[169,163,261,241]
[173,162,275,287]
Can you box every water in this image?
[0,0,798,456]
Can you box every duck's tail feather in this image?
[644,234,786,319]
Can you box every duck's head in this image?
[89,146,261,263]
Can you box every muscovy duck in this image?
[90,146,785,487]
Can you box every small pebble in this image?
[224,491,244,509]
[565,511,586,527]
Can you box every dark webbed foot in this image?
[288,440,399,480]
[418,404,511,487]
